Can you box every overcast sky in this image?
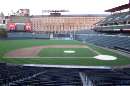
[0,0,128,15]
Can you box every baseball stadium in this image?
[0,1,130,86]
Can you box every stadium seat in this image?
[75,34,130,53]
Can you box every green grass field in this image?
[39,48,97,57]
[0,39,130,67]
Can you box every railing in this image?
[114,46,130,54]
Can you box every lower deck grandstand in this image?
[0,63,130,86]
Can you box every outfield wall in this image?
[7,32,50,39]
[7,32,74,40]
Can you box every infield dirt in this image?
[5,45,87,58]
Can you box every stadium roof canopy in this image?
[105,3,130,12]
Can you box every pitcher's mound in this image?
[94,55,117,61]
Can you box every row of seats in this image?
[94,11,130,32]
[75,29,100,34]
[75,34,130,50]
[0,63,130,86]
[0,63,45,85]
[83,68,130,86]
[95,24,130,31]
[15,68,82,86]
[101,12,130,24]
[0,63,82,86]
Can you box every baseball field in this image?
[0,39,130,67]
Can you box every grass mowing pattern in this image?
[0,40,81,57]
[0,40,130,66]
[39,48,97,57]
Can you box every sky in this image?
[0,0,128,15]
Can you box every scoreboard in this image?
[8,23,16,31]
[25,23,32,31]
[8,23,32,32]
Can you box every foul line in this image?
[86,44,101,55]
[5,57,95,58]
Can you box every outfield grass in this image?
[0,39,130,66]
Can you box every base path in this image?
[5,45,87,58]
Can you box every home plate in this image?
[64,50,75,54]
[94,55,117,61]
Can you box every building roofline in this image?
[30,14,108,18]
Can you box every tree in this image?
[0,12,4,18]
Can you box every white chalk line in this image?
[5,57,95,59]
[86,44,101,55]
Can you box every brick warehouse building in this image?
[31,15,106,33]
